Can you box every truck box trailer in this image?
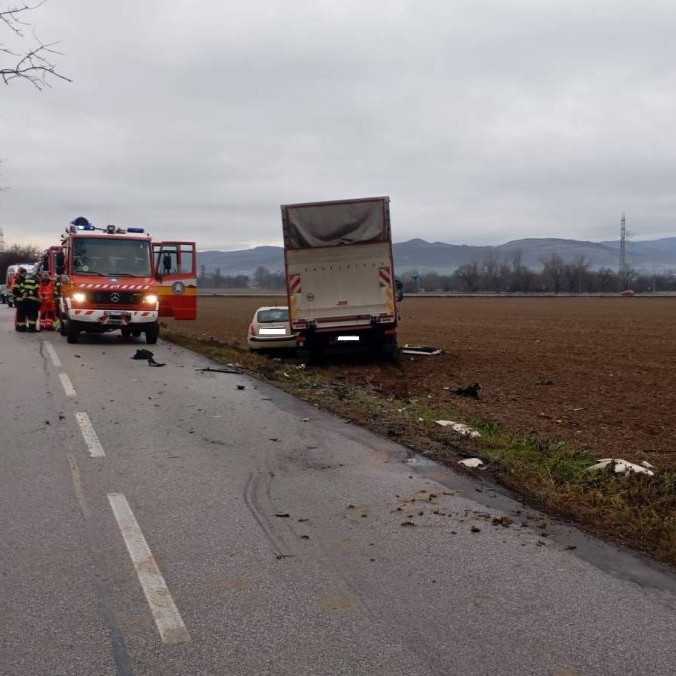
[281,196,399,357]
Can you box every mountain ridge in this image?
[198,236,676,275]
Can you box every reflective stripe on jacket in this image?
[18,277,40,302]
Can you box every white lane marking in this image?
[75,412,105,458]
[107,493,191,645]
[43,340,63,368]
[59,372,77,398]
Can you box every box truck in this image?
[281,196,400,358]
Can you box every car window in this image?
[257,309,289,323]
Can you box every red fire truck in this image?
[54,219,197,344]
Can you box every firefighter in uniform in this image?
[11,267,28,331]
[15,270,41,332]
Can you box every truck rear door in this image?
[152,241,197,320]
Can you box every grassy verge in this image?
[164,328,676,567]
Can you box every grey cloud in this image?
[1,0,675,250]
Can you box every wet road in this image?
[1,307,675,675]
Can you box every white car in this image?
[248,306,297,351]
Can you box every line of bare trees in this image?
[402,253,676,294]
[198,265,285,290]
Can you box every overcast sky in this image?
[1,0,675,250]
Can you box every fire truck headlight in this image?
[143,294,158,305]
[71,292,86,303]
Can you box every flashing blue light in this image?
[127,227,145,233]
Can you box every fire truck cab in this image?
[57,221,196,344]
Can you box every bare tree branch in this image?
[0,1,70,89]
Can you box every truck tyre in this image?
[381,335,400,363]
[121,327,132,339]
[145,323,159,345]
[66,321,80,344]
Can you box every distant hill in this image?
[198,237,676,276]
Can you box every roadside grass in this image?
[164,328,676,568]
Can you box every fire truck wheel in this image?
[145,323,159,345]
[121,327,132,339]
[66,321,80,344]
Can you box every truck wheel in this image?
[66,321,80,344]
[145,323,159,345]
[121,327,132,339]
[381,335,400,363]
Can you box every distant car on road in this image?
[248,306,296,351]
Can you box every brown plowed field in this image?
[168,296,676,469]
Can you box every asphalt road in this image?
[1,306,675,676]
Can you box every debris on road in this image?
[401,345,443,356]
[470,526,481,533]
[400,521,416,527]
[131,349,166,367]
[453,383,481,398]
[195,366,240,374]
[458,457,485,469]
[237,385,246,390]
[435,420,481,439]
[586,458,655,477]
[274,512,290,518]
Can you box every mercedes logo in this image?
[110,293,120,303]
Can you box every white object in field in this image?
[286,242,395,330]
[402,345,443,356]
[435,420,481,439]
[641,461,655,469]
[587,458,655,476]
[458,457,484,468]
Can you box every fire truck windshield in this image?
[73,238,151,277]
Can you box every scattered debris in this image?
[195,366,239,374]
[297,518,309,523]
[131,349,165,367]
[401,521,416,527]
[565,545,577,551]
[435,420,481,439]
[586,458,655,477]
[274,512,290,518]
[458,457,484,469]
[300,535,310,540]
[236,385,246,390]
[269,437,279,442]
[453,383,481,399]
[492,516,513,528]
[470,526,481,533]
[401,345,443,356]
